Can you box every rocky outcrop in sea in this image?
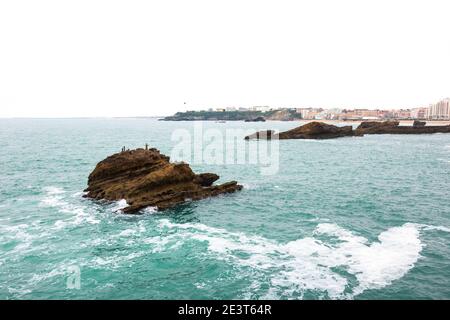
[245,121,450,140]
[355,121,450,135]
[84,148,242,213]
[245,121,355,140]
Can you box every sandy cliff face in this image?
[265,109,294,121]
[84,148,242,213]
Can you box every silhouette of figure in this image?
[145,143,148,150]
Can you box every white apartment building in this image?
[427,98,450,120]
[410,107,427,119]
[250,106,272,112]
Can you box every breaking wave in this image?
[41,186,100,227]
[155,219,449,299]
[111,199,129,212]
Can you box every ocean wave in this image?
[117,221,147,238]
[90,251,146,269]
[241,183,258,190]
[43,186,65,195]
[111,199,129,212]
[0,224,34,252]
[141,206,158,214]
[416,224,450,233]
[154,219,449,299]
[40,186,100,227]
[437,158,450,164]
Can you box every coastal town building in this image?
[336,109,380,120]
[427,98,450,120]
[410,107,427,120]
[250,106,272,112]
[296,108,324,120]
[198,99,448,120]
[391,109,411,119]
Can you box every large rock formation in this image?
[84,148,242,213]
[245,122,355,140]
[245,121,450,140]
[355,121,450,135]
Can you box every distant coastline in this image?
[160,110,301,121]
[160,110,450,125]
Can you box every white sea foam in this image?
[241,183,258,190]
[195,282,207,289]
[142,206,158,214]
[43,186,65,195]
[41,186,100,227]
[91,251,146,269]
[0,223,34,252]
[415,224,450,233]
[29,267,66,283]
[112,199,129,212]
[7,287,32,296]
[156,219,449,299]
[118,229,137,237]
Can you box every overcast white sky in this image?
[0,0,449,117]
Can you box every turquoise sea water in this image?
[0,118,449,300]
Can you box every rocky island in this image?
[245,122,356,140]
[84,148,242,213]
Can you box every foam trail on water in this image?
[41,186,100,227]
[414,223,450,233]
[156,219,449,299]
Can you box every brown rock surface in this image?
[84,148,242,213]
[355,121,450,135]
[245,122,355,140]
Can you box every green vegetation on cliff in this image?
[161,109,302,121]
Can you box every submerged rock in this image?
[245,122,355,140]
[355,120,450,135]
[84,148,242,213]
